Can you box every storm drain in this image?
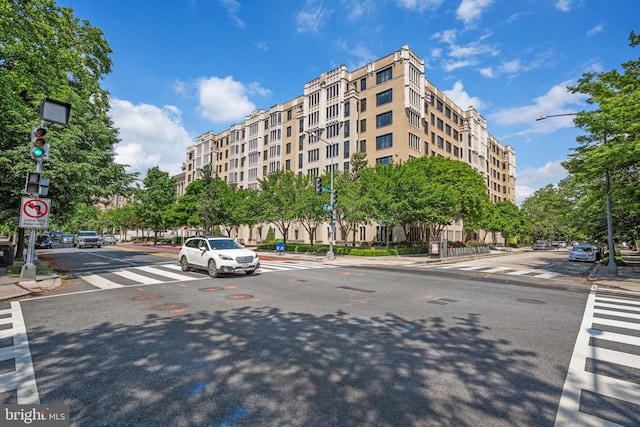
[225,294,254,300]
[516,298,547,305]
[131,295,162,301]
[199,287,224,292]
[152,303,188,311]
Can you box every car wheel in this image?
[208,259,221,278]
[180,256,190,272]
[97,245,101,248]
[245,269,255,275]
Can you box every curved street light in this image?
[536,113,618,275]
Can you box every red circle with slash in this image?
[23,199,49,218]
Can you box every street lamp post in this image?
[308,131,335,261]
[535,113,618,275]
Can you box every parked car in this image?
[569,244,597,262]
[35,235,53,249]
[178,236,260,277]
[102,234,118,245]
[60,234,74,244]
[73,231,102,248]
[50,230,63,242]
[533,241,550,250]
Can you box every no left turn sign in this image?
[20,197,51,228]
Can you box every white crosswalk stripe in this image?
[419,263,561,278]
[80,261,336,289]
[555,287,640,426]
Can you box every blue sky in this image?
[55,0,638,204]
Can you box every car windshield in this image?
[208,239,242,250]
[574,246,593,252]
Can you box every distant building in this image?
[181,45,516,245]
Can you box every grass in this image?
[6,264,52,276]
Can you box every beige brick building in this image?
[179,45,516,246]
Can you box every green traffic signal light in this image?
[30,126,49,160]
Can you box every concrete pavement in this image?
[1,248,639,301]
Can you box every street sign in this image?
[20,197,50,228]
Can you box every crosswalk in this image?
[555,287,640,426]
[80,260,337,289]
[419,262,561,279]
[0,302,39,404]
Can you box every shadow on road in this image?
[24,302,564,426]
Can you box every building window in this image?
[360,98,366,112]
[376,155,394,165]
[376,111,393,128]
[285,159,291,170]
[376,67,392,84]
[437,136,444,148]
[344,101,350,117]
[359,118,366,132]
[344,120,350,137]
[286,126,292,137]
[436,99,443,112]
[286,142,291,154]
[376,133,393,150]
[344,140,350,159]
[359,140,366,153]
[437,118,444,130]
[376,89,392,106]
[360,77,366,91]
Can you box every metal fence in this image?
[441,245,490,258]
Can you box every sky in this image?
[55,0,639,204]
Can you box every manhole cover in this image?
[131,295,162,301]
[152,303,188,311]
[199,287,224,292]
[516,298,547,305]
[225,294,254,300]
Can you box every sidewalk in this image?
[1,248,639,301]
[0,261,62,301]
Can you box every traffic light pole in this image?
[20,157,43,283]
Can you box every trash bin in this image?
[275,241,285,255]
[0,244,14,267]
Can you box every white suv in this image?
[178,237,260,277]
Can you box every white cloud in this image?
[396,0,444,12]
[442,80,484,110]
[109,99,194,178]
[554,0,572,12]
[197,76,265,123]
[456,0,495,25]
[220,0,246,27]
[516,161,568,205]
[587,24,604,37]
[296,0,330,33]
[490,80,586,128]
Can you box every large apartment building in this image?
[179,45,516,245]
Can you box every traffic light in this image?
[315,177,323,195]
[30,126,50,160]
[331,189,338,205]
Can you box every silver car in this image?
[569,244,597,262]
[60,234,74,244]
[178,237,260,277]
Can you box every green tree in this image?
[258,170,298,246]
[295,174,326,249]
[136,167,176,244]
[0,1,135,256]
[564,31,640,243]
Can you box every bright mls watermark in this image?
[0,405,69,426]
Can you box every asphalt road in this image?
[6,246,595,426]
